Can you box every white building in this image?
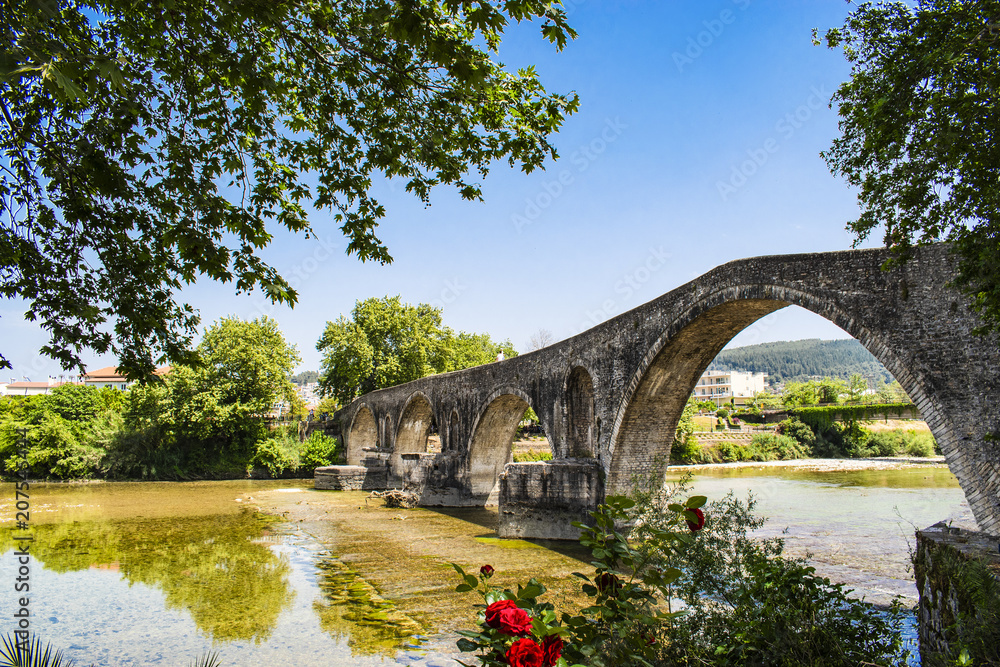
[693,369,768,408]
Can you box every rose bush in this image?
[452,493,708,667]
[686,507,706,532]
[506,637,544,667]
[484,599,533,636]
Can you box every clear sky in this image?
[2,1,878,379]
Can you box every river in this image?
[0,459,974,666]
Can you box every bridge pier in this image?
[498,460,604,540]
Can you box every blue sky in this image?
[2,1,877,379]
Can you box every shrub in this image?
[776,418,816,448]
[511,450,553,462]
[867,430,903,457]
[672,434,702,463]
[299,431,340,469]
[252,430,298,476]
[717,441,743,462]
[904,431,936,457]
[653,491,910,667]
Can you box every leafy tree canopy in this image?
[121,315,299,464]
[317,295,517,404]
[1,0,578,378]
[819,0,1000,333]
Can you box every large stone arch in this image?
[607,284,949,493]
[566,366,597,458]
[467,388,532,502]
[347,406,377,465]
[395,392,434,454]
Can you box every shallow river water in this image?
[0,461,974,666]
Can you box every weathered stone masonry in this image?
[321,244,1000,538]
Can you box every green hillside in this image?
[707,339,894,385]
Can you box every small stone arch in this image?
[467,388,534,502]
[395,392,434,454]
[382,415,393,451]
[566,366,597,458]
[448,409,461,452]
[347,406,377,465]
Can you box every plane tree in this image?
[820,0,1000,333]
[1,0,578,377]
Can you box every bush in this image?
[750,433,811,460]
[299,431,340,469]
[672,434,702,463]
[717,441,743,462]
[512,450,553,462]
[776,418,816,448]
[655,491,910,667]
[867,430,904,457]
[905,431,936,457]
[252,430,298,476]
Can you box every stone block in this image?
[498,460,604,540]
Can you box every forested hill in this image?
[707,339,893,385]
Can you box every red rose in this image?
[506,637,544,667]
[542,635,563,666]
[484,599,533,636]
[686,507,706,532]
[595,572,621,596]
[480,564,495,578]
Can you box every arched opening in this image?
[395,393,434,454]
[448,410,460,452]
[347,406,377,465]
[610,301,784,490]
[467,392,536,503]
[566,366,596,458]
[382,415,393,451]
[608,295,936,493]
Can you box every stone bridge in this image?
[322,244,1000,539]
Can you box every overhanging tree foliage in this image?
[819,0,1000,333]
[1,0,578,377]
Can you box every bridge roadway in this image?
[322,244,1000,539]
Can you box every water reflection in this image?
[313,557,424,656]
[0,510,293,643]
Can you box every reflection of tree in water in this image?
[0,510,292,643]
[312,557,425,656]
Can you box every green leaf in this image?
[457,638,479,652]
[455,583,474,592]
[685,495,707,509]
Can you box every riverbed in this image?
[0,459,972,666]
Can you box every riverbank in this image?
[673,455,947,472]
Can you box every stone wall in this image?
[915,522,1000,664]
